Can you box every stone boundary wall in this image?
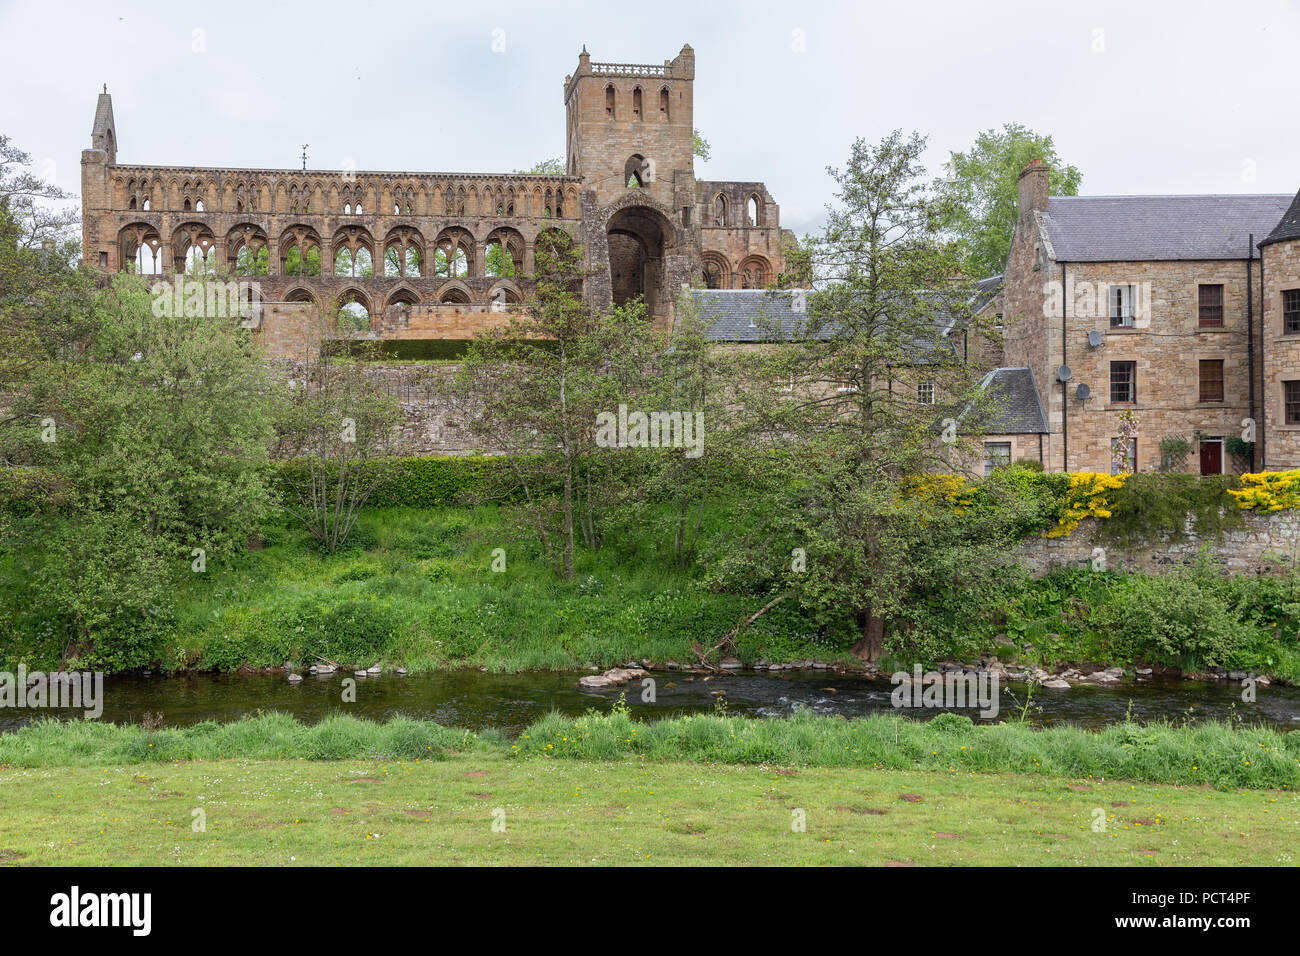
[273,360,481,455]
[1015,514,1300,576]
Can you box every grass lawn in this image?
[2,752,1296,866]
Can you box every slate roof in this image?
[1261,188,1300,247]
[690,289,824,342]
[1043,194,1292,262]
[969,274,1003,314]
[972,366,1048,435]
[692,287,983,360]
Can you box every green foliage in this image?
[1092,473,1242,549]
[299,598,401,667]
[1159,435,1193,472]
[1087,561,1256,669]
[937,123,1083,279]
[14,512,173,670]
[691,130,710,161]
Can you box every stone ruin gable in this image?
[694,180,784,291]
[998,162,1057,467]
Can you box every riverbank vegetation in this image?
[5,496,1300,680]
[3,710,1298,790]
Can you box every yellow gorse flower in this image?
[1229,470,1300,512]
[1044,472,1127,538]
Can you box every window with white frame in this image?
[1110,284,1135,328]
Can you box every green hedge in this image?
[323,339,473,361]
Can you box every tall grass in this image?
[511,710,1300,790]
[4,710,1298,790]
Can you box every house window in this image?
[1286,381,1300,424]
[1284,289,1300,334]
[1109,285,1135,328]
[1198,359,1225,403]
[918,381,936,405]
[983,442,1011,476]
[1198,284,1224,327]
[1110,361,1136,403]
[1111,438,1137,475]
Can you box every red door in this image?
[1200,440,1222,475]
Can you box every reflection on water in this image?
[2,669,1296,737]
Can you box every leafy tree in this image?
[937,123,1082,279]
[455,237,664,578]
[704,131,1019,662]
[518,158,565,175]
[692,130,711,162]
[3,271,280,667]
[273,301,406,553]
[0,134,79,247]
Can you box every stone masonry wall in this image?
[1262,238,1300,469]
[1016,513,1300,576]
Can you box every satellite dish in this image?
[1057,365,1072,382]
[1076,383,1091,400]
[1087,330,1104,348]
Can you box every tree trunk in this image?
[851,606,885,662]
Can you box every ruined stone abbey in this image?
[80,44,792,355]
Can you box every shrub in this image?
[301,599,401,666]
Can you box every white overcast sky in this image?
[3,0,1297,238]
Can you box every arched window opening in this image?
[605,84,615,116]
[338,296,371,333]
[142,198,151,211]
[122,226,163,275]
[184,244,216,275]
[625,155,645,189]
[632,87,642,118]
[433,231,472,278]
[713,194,727,226]
[702,255,730,289]
[485,234,523,278]
[284,243,321,276]
[439,287,471,304]
[659,87,669,119]
[748,195,760,227]
[740,256,771,290]
[195,200,205,212]
[344,203,352,215]
[235,244,269,276]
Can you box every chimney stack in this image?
[1018,158,1050,216]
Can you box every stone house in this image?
[992,159,1300,475]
